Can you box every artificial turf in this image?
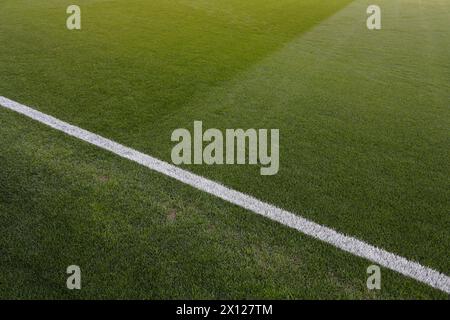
[0,0,449,299]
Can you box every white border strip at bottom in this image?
[1,96,449,294]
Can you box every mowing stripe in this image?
[1,96,449,294]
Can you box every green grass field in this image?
[0,0,449,299]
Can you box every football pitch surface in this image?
[0,0,449,299]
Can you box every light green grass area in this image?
[0,0,449,299]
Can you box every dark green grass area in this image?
[0,0,449,298]
[0,109,446,299]
[0,0,352,128]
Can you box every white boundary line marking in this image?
[1,96,449,294]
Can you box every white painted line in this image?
[1,95,449,294]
